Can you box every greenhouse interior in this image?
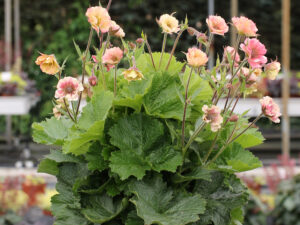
[0,0,300,224]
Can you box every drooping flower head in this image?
[157,14,180,34]
[265,60,281,80]
[102,47,123,66]
[260,96,281,123]
[35,53,60,75]
[109,21,125,38]
[240,38,267,68]
[206,15,229,36]
[88,75,98,86]
[232,16,258,37]
[55,77,84,101]
[202,105,223,132]
[186,47,208,68]
[86,6,111,34]
[223,46,240,66]
[122,67,144,82]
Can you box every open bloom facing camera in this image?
[157,14,180,34]
[35,53,60,75]
[86,6,111,33]
[232,16,258,37]
[102,47,123,65]
[186,47,208,68]
[206,15,228,36]
[241,38,267,68]
[55,77,84,101]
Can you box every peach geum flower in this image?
[109,21,125,38]
[35,53,60,75]
[223,46,240,66]
[86,6,111,33]
[232,16,258,37]
[260,96,281,123]
[122,67,144,82]
[240,38,267,68]
[265,61,281,80]
[186,47,208,68]
[206,15,228,36]
[157,14,180,34]
[102,47,123,66]
[202,105,223,132]
[55,77,84,101]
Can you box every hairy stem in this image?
[144,35,156,70]
[106,0,112,11]
[159,33,168,69]
[181,68,194,149]
[63,98,75,122]
[203,130,220,163]
[114,65,117,97]
[205,33,213,55]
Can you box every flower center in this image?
[66,85,74,94]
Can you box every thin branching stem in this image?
[63,98,75,122]
[159,33,168,69]
[114,65,117,97]
[144,36,156,70]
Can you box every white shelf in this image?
[0,94,39,115]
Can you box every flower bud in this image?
[136,38,144,44]
[88,75,98,87]
[229,114,239,122]
[129,42,136,50]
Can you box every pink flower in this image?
[241,67,257,87]
[88,75,98,86]
[55,77,84,101]
[240,38,267,68]
[265,60,281,80]
[206,15,229,36]
[86,6,111,34]
[232,16,258,37]
[102,47,123,65]
[223,46,240,66]
[109,21,125,38]
[202,105,223,132]
[92,55,98,63]
[186,47,208,68]
[260,96,281,123]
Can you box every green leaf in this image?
[143,72,186,120]
[81,194,128,224]
[37,158,59,176]
[129,175,206,225]
[78,89,113,130]
[32,117,73,145]
[125,210,144,225]
[218,143,262,172]
[194,172,248,225]
[234,128,265,148]
[46,149,83,163]
[172,167,212,183]
[108,114,182,180]
[73,39,82,58]
[85,142,108,172]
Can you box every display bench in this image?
[218,98,300,117]
[0,95,40,144]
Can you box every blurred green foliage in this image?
[0,0,300,136]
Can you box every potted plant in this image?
[32,1,282,224]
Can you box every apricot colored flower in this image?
[186,47,208,68]
[260,96,281,123]
[253,68,262,77]
[157,14,180,34]
[109,21,125,38]
[86,6,111,34]
[265,61,281,80]
[55,77,84,101]
[240,38,267,68]
[102,47,123,65]
[223,46,240,66]
[35,53,60,75]
[202,105,223,132]
[232,16,258,37]
[206,15,228,36]
[122,67,144,82]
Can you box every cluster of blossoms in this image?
[35,5,281,135]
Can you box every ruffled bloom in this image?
[202,105,223,132]
[122,67,144,81]
[157,14,180,34]
[253,68,262,77]
[206,15,229,36]
[55,77,84,101]
[232,16,258,37]
[265,61,281,80]
[86,6,111,34]
[88,75,98,86]
[240,38,267,68]
[109,21,125,38]
[223,46,240,66]
[241,67,257,87]
[35,53,60,75]
[186,47,208,68]
[260,96,281,123]
[102,47,123,65]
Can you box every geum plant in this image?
[33,1,282,225]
